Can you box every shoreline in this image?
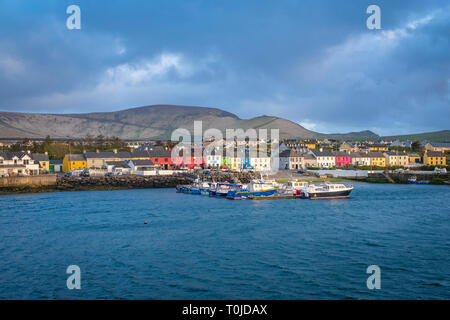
[1,170,449,195]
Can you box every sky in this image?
[0,0,448,136]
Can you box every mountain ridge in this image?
[0,104,447,142]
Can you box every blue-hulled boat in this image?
[226,179,278,199]
[408,176,430,184]
[209,183,242,197]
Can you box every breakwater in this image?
[0,175,57,187]
[0,175,192,194]
[0,172,259,194]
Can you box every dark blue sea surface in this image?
[0,183,449,299]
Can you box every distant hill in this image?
[315,130,379,141]
[2,104,442,142]
[382,130,450,143]
[0,105,318,140]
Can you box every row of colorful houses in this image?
[279,149,446,169]
[62,148,207,173]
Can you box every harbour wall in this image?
[0,175,57,187]
[0,172,259,194]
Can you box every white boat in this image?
[299,182,353,199]
[277,179,309,195]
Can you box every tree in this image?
[85,133,94,147]
[96,134,105,147]
[44,135,53,145]
[22,137,31,146]
[411,141,423,153]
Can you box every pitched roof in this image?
[0,152,30,160]
[65,154,85,161]
[333,151,351,157]
[426,151,445,157]
[428,142,450,148]
[303,153,316,160]
[130,159,155,166]
[31,153,49,162]
[279,149,301,157]
[311,150,334,157]
[105,161,130,168]
[384,151,408,156]
[85,151,134,159]
[367,152,385,158]
[351,152,370,158]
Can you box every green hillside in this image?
[382,130,450,142]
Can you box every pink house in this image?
[334,152,352,167]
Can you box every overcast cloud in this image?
[0,0,448,135]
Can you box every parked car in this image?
[80,170,90,177]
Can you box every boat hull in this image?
[215,191,229,197]
[302,189,352,199]
[227,188,277,199]
[408,180,430,184]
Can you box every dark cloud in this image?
[0,0,448,135]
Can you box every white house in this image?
[279,149,304,170]
[311,149,335,168]
[351,153,371,166]
[249,155,271,171]
[205,149,222,168]
[127,159,155,175]
[0,151,40,176]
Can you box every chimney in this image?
[113,149,118,154]
[96,149,100,153]
[83,149,86,154]
[320,147,323,152]
[44,151,48,155]
[27,150,31,154]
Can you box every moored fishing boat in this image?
[226,179,278,199]
[199,181,214,195]
[408,176,430,184]
[212,183,242,197]
[277,179,309,195]
[299,182,353,199]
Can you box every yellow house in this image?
[408,154,421,164]
[369,144,389,152]
[305,143,316,149]
[31,153,50,172]
[368,152,386,167]
[63,154,87,172]
[340,142,359,153]
[423,151,446,166]
[383,152,408,167]
[424,142,450,152]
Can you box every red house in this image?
[167,147,205,169]
[333,151,352,167]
